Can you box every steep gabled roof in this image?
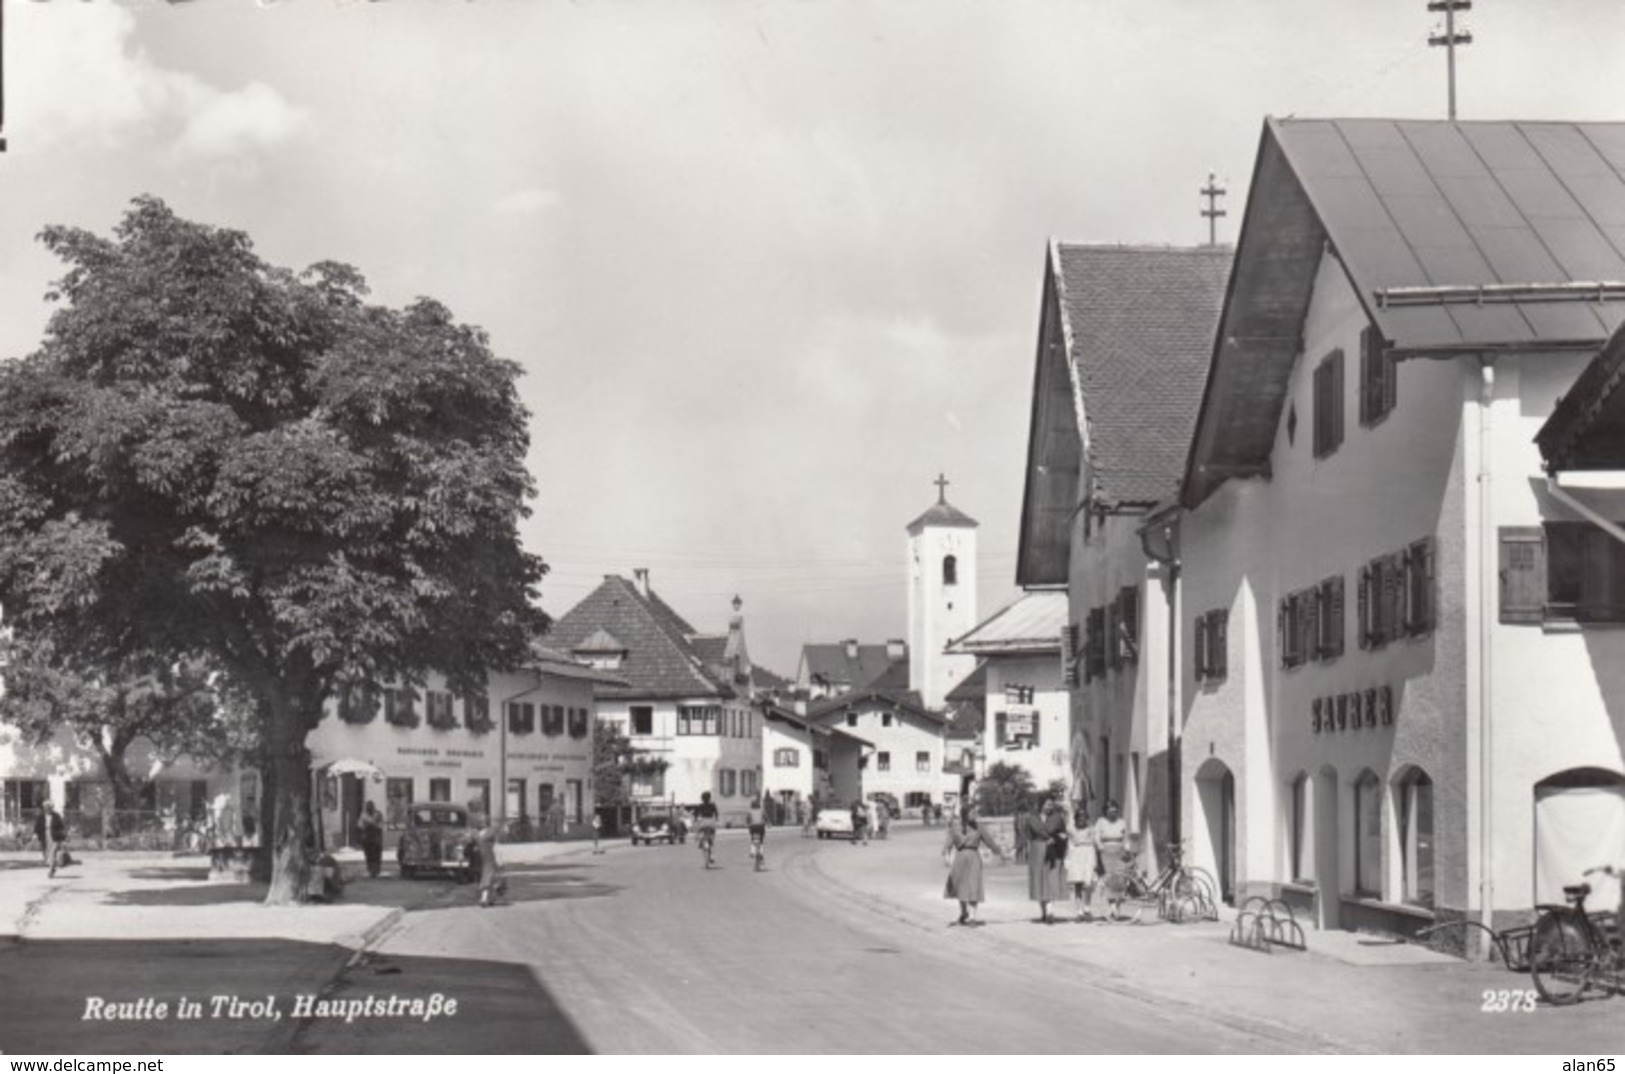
[548,575,731,700]
[1538,319,1625,470]
[947,589,1068,656]
[804,687,945,726]
[1186,117,1625,508]
[800,642,903,691]
[1017,243,1230,585]
[945,661,987,703]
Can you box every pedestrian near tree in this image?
[357,801,384,878]
[473,808,502,907]
[943,805,1007,926]
[34,801,66,877]
[1025,799,1069,923]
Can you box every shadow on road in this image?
[0,936,592,1054]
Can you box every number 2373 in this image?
[1481,989,1536,1012]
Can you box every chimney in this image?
[886,638,906,661]
[632,568,650,598]
[843,638,859,661]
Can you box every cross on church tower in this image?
[934,472,950,504]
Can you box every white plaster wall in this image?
[983,653,1070,789]
[830,702,945,807]
[908,523,979,709]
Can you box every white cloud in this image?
[493,188,563,215]
[171,81,307,162]
[10,2,305,160]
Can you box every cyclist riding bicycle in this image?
[746,796,767,870]
[693,791,719,868]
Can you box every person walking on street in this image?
[746,796,767,870]
[1067,803,1100,921]
[943,804,1007,926]
[1025,798,1069,923]
[357,800,384,878]
[591,811,604,854]
[876,798,891,840]
[851,799,869,846]
[473,808,502,907]
[1092,799,1133,921]
[34,801,66,877]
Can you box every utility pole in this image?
[1200,173,1227,247]
[1428,0,1473,121]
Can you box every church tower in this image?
[906,474,979,709]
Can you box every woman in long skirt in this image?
[943,806,1006,926]
[1025,799,1069,923]
[1092,799,1133,921]
[1067,803,1100,921]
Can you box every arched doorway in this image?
[1534,767,1625,912]
[1193,758,1237,905]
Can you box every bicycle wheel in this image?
[1529,912,1595,1006]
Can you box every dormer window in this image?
[943,555,958,586]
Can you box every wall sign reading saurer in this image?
[1311,686,1394,733]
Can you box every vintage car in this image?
[396,803,477,881]
[814,809,855,840]
[629,811,689,846]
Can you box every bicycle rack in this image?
[1412,919,1524,970]
[1229,896,1306,953]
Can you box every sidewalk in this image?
[0,839,591,948]
[799,823,1618,1054]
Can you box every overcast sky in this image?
[3,0,1624,675]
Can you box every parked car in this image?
[397,803,476,882]
[814,809,855,840]
[630,811,689,846]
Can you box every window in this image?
[1062,622,1081,687]
[507,701,536,735]
[704,707,719,736]
[542,704,565,737]
[877,751,891,773]
[719,769,737,797]
[385,778,413,828]
[678,705,721,736]
[424,690,457,730]
[1359,327,1397,426]
[463,691,492,734]
[774,748,800,767]
[1316,575,1345,660]
[881,712,893,728]
[630,706,653,736]
[943,555,958,586]
[813,749,829,771]
[1399,770,1435,908]
[1194,608,1228,683]
[1084,607,1106,681]
[1360,539,1435,646]
[1278,589,1313,670]
[916,751,930,773]
[1115,586,1140,665]
[1004,685,1034,705]
[1289,773,1313,884]
[846,713,857,728]
[631,769,664,798]
[1545,521,1625,622]
[1354,771,1382,897]
[467,778,491,818]
[994,712,1007,748]
[568,706,589,739]
[741,770,757,797]
[428,778,451,803]
[384,686,420,728]
[506,779,526,820]
[1313,349,1345,458]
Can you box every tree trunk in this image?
[263,694,315,906]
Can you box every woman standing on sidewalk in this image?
[1066,803,1099,921]
[942,805,1007,927]
[1025,799,1069,923]
[1092,800,1133,921]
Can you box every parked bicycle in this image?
[1528,864,1623,1005]
[1117,842,1221,923]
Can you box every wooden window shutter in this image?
[1194,615,1209,681]
[1360,328,1376,425]
[995,712,1007,748]
[1062,622,1081,686]
[1358,564,1371,649]
[1499,526,1546,624]
[1214,611,1229,679]
[1303,588,1321,661]
[1408,537,1437,635]
[1106,603,1121,670]
[1326,575,1345,658]
[1120,585,1140,662]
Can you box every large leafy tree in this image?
[0,635,257,810]
[975,760,1038,817]
[0,196,548,903]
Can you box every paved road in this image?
[305,833,1327,1053]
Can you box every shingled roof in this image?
[805,687,945,726]
[547,575,732,701]
[799,642,905,692]
[1017,242,1232,585]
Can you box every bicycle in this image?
[697,824,716,869]
[1528,864,1623,1006]
[1117,842,1221,923]
[749,829,765,872]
